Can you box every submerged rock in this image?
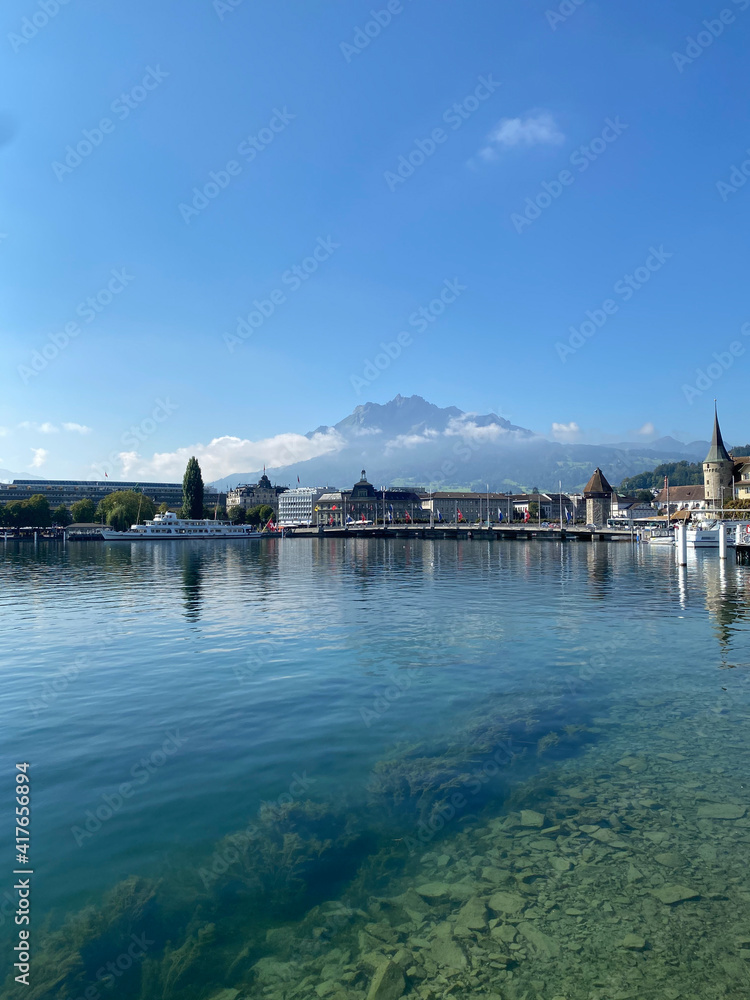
[429,924,467,969]
[651,884,700,905]
[366,959,404,1000]
[414,882,450,900]
[620,934,647,950]
[488,891,524,915]
[696,803,746,820]
[520,809,545,828]
[516,922,560,959]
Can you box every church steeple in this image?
[704,402,731,464]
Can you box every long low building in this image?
[0,479,223,509]
[423,491,582,523]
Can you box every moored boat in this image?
[100,511,268,540]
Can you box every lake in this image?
[2,536,749,999]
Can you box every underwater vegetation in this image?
[4,706,600,1000]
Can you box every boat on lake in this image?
[685,519,736,548]
[100,511,266,540]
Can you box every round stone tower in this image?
[703,405,734,505]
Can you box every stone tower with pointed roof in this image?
[703,405,734,505]
[583,467,614,527]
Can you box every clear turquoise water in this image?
[2,536,750,999]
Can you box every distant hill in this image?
[209,394,714,494]
[0,470,42,484]
[620,461,704,492]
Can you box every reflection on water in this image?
[0,537,749,998]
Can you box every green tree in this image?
[52,504,73,526]
[5,501,24,526]
[246,504,273,527]
[528,501,539,520]
[634,489,654,503]
[71,498,97,523]
[96,490,156,530]
[23,494,52,527]
[182,457,204,519]
[620,461,703,492]
[258,504,274,526]
[227,505,245,523]
[158,503,170,515]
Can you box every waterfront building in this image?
[226,473,287,515]
[703,407,734,505]
[315,471,423,525]
[732,458,750,501]
[278,487,329,525]
[583,468,613,527]
[421,491,579,524]
[610,495,657,521]
[654,484,707,517]
[0,479,223,509]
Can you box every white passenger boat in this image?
[685,520,736,548]
[100,511,266,540]
[646,528,675,545]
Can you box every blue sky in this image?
[2,0,749,480]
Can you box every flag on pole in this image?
[297,476,300,485]
[458,509,463,522]
[437,510,442,522]
[524,509,530,523]
[498,509,503,522]
[104,471,108,478]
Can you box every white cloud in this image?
[19,421,59,433]
[384,430,439,452]
[551,421,581,442]
[30,448,48,468]
[636,422,655,436]
[115,428,346,482]
[479,112,564,160]
[18,421,91,434]
[444,415,510,443]
[0,427,7,437]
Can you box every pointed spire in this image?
[704,402,731,464]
